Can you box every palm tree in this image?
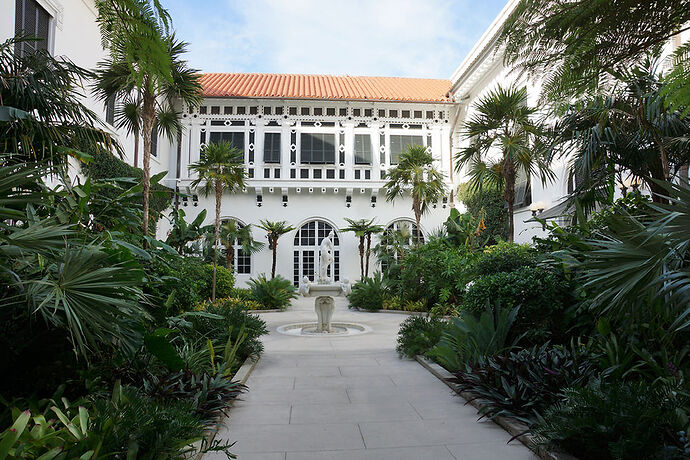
[455,85,553,242]
[94,0,202,237]
[342,218,383,279]
[384,145,445,245]
[257,220,295,279]
[189,141,246,300]
[219,220,264,272]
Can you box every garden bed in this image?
[415,356,577,460]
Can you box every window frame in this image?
[263,132,281,164]
[14,0,55,56]
[354,133,372,165]
[299,132,336,165]
[388,134,424,165]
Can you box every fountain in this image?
[276,231,370,337]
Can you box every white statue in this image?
[298,275,311,296]
[318,230,335,283]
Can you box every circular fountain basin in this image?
[277,322,371,337]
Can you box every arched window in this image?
[293,220,340,285]
[379,220,424,272]
[219,219,252,275]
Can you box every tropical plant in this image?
[0,36,121,164]
[455,85,554,241]
[341,218,384,279]
[189,141,246,300]
[396,315,448,358]
[373,224,413,281]
[552,61,690,214]
[257,220,295,278]
[472,241,537,276]
[347,273,388,311]
[533,380,689,459]
[165,208,207,254]
[94,0,202,236]
[247,274,297,311]
[219,220,264,272]
[460,186,509,245]
[384,145,446,245]
[451,342,597,425]
[428,304,520,372]
[500,0,690,102]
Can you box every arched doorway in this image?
[293,220,340,285]
[379,219,424,272]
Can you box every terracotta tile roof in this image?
[200,73,453,103]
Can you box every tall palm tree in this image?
[219,220,264,272]
[455,85,553,242]
[94,0,202,237]
[189,141,246,300]
[258,220,295,279]
[385,145,445,245]
[342,218,383,279]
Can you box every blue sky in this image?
[165,0,508,79]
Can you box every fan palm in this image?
[189,141,246,300]
[384,146,445,245]
[342,218,384,279]
[94,0,202,237]
[455,85,554,241]
[257,220,295,279]
[219,220,264,272]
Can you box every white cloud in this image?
[170,0,502,78]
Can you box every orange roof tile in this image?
[200,73,453,103]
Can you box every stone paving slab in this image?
[208,297,538,460]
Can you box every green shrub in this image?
[403,299,427,312]
[396,315,447,358]
[382,295,403,311]
[247,274,297,310]
[144,255,235,315]
[429,305,519,372]
[462,187,509,245]
[397,238,476,307]
[452,343,597,425]
[472,241,537,276]
[430,303,460,316]
[463,266,571,342]
[347,273,387,311]
[230,287,255,301]
[533,380,689,459]
[185,300,268,360]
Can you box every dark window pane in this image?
[300,133,336,164]
[211,106,220,114]
[389,135,423,165]
[264,132,281,163]
[354,134,372,165]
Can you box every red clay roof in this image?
[200,73,453,103]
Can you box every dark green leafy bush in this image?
[451,343,597,425]
[397,238,476,307]
[462,187,509,245]
[184,300,268,360]
[463,265,572,342]
[533,380,689,459]
[472,241,537,276]
[347,273,387,311]
[396,315,448,358]
[247,274,297,310]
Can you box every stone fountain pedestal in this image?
[298,278,351,333]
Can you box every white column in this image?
[280,121,291,179]
[179,120,192,179]
[343,121,355,180]
[440,125,451,180]
[370,122,381,181]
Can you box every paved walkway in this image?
[207,297,537,460]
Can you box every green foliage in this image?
[165,208,207,254]
[188,299,268,361]
[463,266,571,343]
[247,274,297,310]
[429,305,520,372]
[443,208,485,248]
[462,187,509,245]
[472,242,537,276]
[533,380,689,459]
[397,238,476,308]
[347,273,388,311]
[82,148,172,221]
[501,0,690,101]
[451,343,597,425]
[229,287,255,301]
[396,315,448,358]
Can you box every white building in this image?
[162,74,459,285]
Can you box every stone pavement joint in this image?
[205,296,538,460]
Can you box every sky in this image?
[164,0,508,79]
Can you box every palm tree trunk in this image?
[358,236,365,280]
[413,199,422,246]
[133,132,140,169]
[365,233,372,278]
[225,242,233,270]
[503,158,516,242]
[212,180,222,301]
[141,87,155,240]
[271,237,277,279]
